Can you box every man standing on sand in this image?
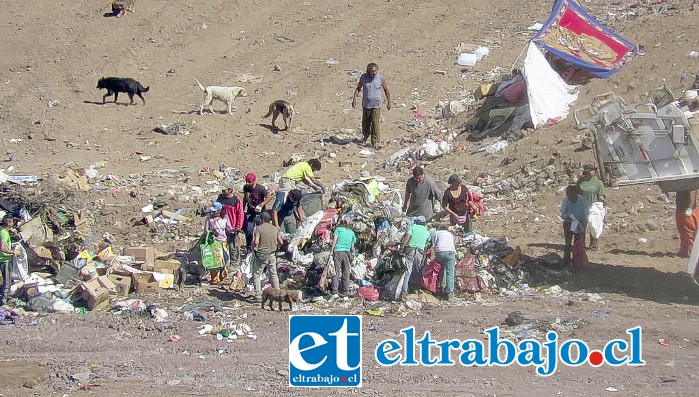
[675,190,699,258]
[403,166,441,220]
[352,62,391,150]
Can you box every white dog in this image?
[194,79,248,115]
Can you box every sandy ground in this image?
[1,0,699,395]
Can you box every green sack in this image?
[200,232,225,270]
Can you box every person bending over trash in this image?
[429,225,458,303]
[330,218,357,298]
[281,158,325,194]
[398,215,431,300]
[273,189,305,236]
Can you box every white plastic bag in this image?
[588,202,607,239]
[240,253,254,279]
[11,243,29,281]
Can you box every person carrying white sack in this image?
[576,164,606,249]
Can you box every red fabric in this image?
[358,285,380,301]
[455,254,480,293]
[675,208,699,256]
[421,259,442,293]
[221,195,244,229]
[559,6,629,63]
[572,233,589,268]
[500,79,527,103]
[466,190,486,217]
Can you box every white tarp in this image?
[523,42,579,128]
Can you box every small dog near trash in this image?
[111,0,135,17]
[96,77,149,105]
[194,79,248,115]
[174,253,207,290]
[262,100,294,131]
[261,287,301,311]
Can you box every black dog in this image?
[96,77,149,105]
[174,251,207,290]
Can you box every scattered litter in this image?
[659,338,670,347]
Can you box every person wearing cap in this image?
[429,225,458,302]
[403,166,441,220]
[1,214,18,302]
[357,170,383,198]
[281,159,325,194]
[398,215,431,299]
[576,164,606,249]
[330,218,357,297]
[561,185,590,268]
[674,190,699,258]
[442,174,479,232]
[205,202,235,285]
[242,172,272,248]
[251,212,284,301]
[273,189,305,235]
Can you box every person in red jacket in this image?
[217,185,244,271]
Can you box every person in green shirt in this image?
[1,215,17,303]
[281,159,325,193]
[357,170,383,198]
[330,218,357,297]
[398,215,431,298]
[576,164,606,249]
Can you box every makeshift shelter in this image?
[467,0,639,140]
[533,0,639,79]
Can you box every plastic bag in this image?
[588,202,607,239]
[455,253,480,293]
[421,259,442,293]
[379,273,405,301]
[240,253,254,279]
[358,285,380,301]
[200,232,225,270]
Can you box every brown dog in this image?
[261,287,301,311]
[262,100,294,131]
[112,0,135,17]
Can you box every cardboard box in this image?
[150,259,182,283]
[96,275,118,294]
[132,272,160,294]
[123,247,156,267]
[80,279,110,310]
[107,273,132,296]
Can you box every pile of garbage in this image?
[254,175,571,304]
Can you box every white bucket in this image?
[457,53,478,66]
[474,46,490,60]
[685,90,698,101]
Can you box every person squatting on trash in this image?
[398,215,431,299]
[205,202,234,285]
[352,62,391,150]
[403,166,441,220]
[330,218,357,297]
[576,164,605,249]
[430,225,458,302]
[242,172,272,248]
[561,185,590,268]
[1,214,19,303]
[280,158,325,193]
[674,190,699,258]
[273,189,305,235]
[251,212,284,302]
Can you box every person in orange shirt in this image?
[675,190,699,257]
